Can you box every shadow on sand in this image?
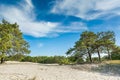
[91,64,120,76]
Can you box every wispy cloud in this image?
[0,0,87,37]
[53,22,88,33]
[52,0,120,20]
[0,0,58,37]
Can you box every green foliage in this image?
[66,48,75,55]
[18,55,84,65]
[98,31,115,60]
[92,57,99,63]
[1,20,119,64]
[20,56,67,64]
[111,46,120,60]
[0,19,30,63]
[68,55,84,64]
[101,56,108,61]
[75,58,84,64]
[58,58,70,65]
[66,31,118,63]
[68,31,97,63]
[21,56,35,62]
[6,54,24,61]
[111,53,120,60]
[68,56,78,63]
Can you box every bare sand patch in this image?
[0,61,119,80]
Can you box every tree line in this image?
[6,54,70,65]
[66,31,120,63]
[0,20,30,63]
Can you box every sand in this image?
[0,61,119,80]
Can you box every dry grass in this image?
[29,76,36,80]
[103,60,120,64]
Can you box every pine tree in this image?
[0,20,30,63]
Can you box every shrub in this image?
[20,56,67,64]
[21,56,34,62]
[111,53,120,60]
[76,58,84,64]
[6,54,24,61]
[58,58,70,65]
[92,57,99,63]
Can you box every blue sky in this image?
[0,0,120,56]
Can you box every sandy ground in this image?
[0,61,120,80]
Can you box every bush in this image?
[20,56,67,64]
[21,56,33,62]
[58,58,70,65]
[111,53,120,60]
[6,54,24,61]
[76,58,84,64]
[111,46,120,60]
[92,57,99,63]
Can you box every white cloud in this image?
[25,0,34,8]
[0,4,57,37]
[0,0,87,37]
[95,0,120,11]
[53,22,88,33]
[20,22,58,37]
[52,0,120,20]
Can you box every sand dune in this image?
[0,61,119,80]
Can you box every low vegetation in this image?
[6,55,70,64]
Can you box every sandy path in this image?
[0,61,120,80]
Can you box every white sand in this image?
[0,61,119,80]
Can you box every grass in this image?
[29,76,36,80]
[103,60,120,64]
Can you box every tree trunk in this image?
[107,48,111,60]
[1,52,5,64]
[1,57,4,64]
[97,48,101,62]
[87,48,92,63]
